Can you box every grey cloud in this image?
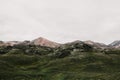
[0,0,120,44]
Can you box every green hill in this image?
[0,44,120,80]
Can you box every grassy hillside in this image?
[0,44,120,80]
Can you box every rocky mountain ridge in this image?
[109,40,120,48]
[0,37,120,49]
[0,37,60,48]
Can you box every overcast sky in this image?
[0,0,120,44]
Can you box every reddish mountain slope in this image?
[31,37,60,48]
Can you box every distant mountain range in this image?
[0,37,120,49]
[0,37,60,48]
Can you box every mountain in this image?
[58,40,110,54]
[0,37,60,48]
[84,40,108,50]
[60,40,85,49]
[0,41,20,46]
[19,40,31,45]
[109,40,120,48]
[31,37,60,48]
[1,37,120,49]
[0,38,120,80]
[5,41,21,46]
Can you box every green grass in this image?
[0,51,120,80]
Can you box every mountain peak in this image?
[84,40,95,45]
[109,40,120,48]
[109,40,120,46]
[31,37,60,48]
[84,40,107,49]
[37,37,47,40]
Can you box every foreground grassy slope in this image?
[0,52,120,80]
[0,44,120,80]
